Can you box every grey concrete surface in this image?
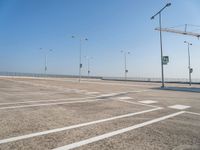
[0,76,199,150]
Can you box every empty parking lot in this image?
[0,76,199,150]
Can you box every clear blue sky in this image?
[0,0,200,79]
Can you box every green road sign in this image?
[162,56,169,65]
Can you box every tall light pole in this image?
[184,41,192,86]
[40,48,53,74]
[151,3,171,88]
[121,50,130,80]
[85,56,93,78]
[72,36,88,82]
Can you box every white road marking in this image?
[98,93,117,97]
[0,107,161,144]
[138,100,158,104]
[74,90,88,93]
[97,91,133,98]
[0,96,96,106]
[118,97,133,100]
[0,91,147,108]
[185,111,200,116]
[53,111,185,150]
[85,92,100,95]
[0,99,106,110]
[168,105,191,110]
[118,99,159,108]
[1,79,91,95]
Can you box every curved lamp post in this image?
[184,41,192,86]
[40,48,53,75]
[72,36,88,82]
[85,56,93,78]
[121,50,130,80]
[151,3,171,88]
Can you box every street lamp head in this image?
[151,3,171,20]
[166,3,171,7]
[184,41,192,45]
[151,16,155,20]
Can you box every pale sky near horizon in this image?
[0,0,200,79]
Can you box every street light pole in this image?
[40,48,52,75]
[121,51,130,80]
[85,56,93,78]
[45,53,47,74]
[72,36,88,82]
[159,13,164,88]
[79,38,82,82]
[151,3,171,88]
[124,53,127,80]
[184,41,192,86]
[87,57,90,77]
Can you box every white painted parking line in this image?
[0,99,106,110]
[0,92,124,107]
[53,111,185,150]
[168,105,191,110]
[98,93,118,97]
[85,92,100,95]
[0,91,145,108]
[0,96,96,106]
[97,91,133,98]
[0,107,161,144]
[1,79,93,95]
[118,99,159,108]
[75,90,88,93]
[185,111,200,116]
[138,100,158,104]
[118,97,133,100]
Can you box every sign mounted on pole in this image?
[162,56,169,65]
[190,68,193,73]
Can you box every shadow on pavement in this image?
[152,86,200,93]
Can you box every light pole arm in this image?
[151,3,171,19]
